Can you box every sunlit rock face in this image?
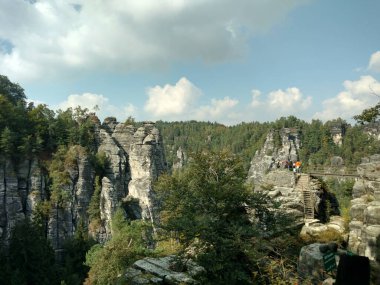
[247,128,300,185]
[349,155,380,262]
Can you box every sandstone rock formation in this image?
[300,216,346,241]
[0,118,167,250]
[0,159,45,244]
[298,243,335,284]
[124,255,205,285]
[348,154,380,263]
[247,128,300,184]
[173,146,187,170]
[253,169,339,223]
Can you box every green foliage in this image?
[88,176,102,232]
[2,219,59,285]
[91,151,110,177]
[0,75,26,105]
[60,220,96,285]
[124,115,136,125]
[254,233,307,284]
[85,209,154,285]
[353,102,380,124]
[155,150,293,284]
[156,120,270,171]
[340,125,380,165]
[33,200,52,235]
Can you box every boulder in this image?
[298,243,335,284]
[125,256,205,285]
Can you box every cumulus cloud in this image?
[196,97,239,120]
[314,75,380,121]
[57,92,137,120]
[144,77,202,118]
[251,89,262,107]
[268,87,312,111]
[368,51,380,72]
[143,77,239,123]
[0,0,308,81]
[249,87,312,120]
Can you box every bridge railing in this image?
[302,166,359,177]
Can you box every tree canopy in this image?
[155,150,293,284]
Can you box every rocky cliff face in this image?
[0,119,167,249]
[256,169,339,222]
[348,154,380,262]
[0,159,46,245]
[172,147,187,170]
[247,128,300,184]
[363,122,380,141]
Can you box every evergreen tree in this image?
[7,219,58,285]
[155,150,292,285]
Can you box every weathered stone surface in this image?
[0,120,167,250]
[127,256,204,285]
[364,202,380,225]
[330,156,344,167]
[352,180,367,198]
[350,202,368,221]
[298,243,334,284]
[127,123,166,223]
[349,154,380,270]
[173,146,187,170]
[247,128,300,184]
[301,216,346,241]
[0,159,46,244]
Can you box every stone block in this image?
[364,202,380,225]
[350,203,367,221]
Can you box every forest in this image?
[0,74,380,284]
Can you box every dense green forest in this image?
[1,74,380,284]
[156,116,380,171]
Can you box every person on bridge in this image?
[295,161,302,173]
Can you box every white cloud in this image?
[143,77,239,124]
[145,77,201,118]
[251,89,262,107]
[0,0,309,81]
[249,87,312,120]
[196,97,238,120]
[267,87,312,111]
[368,51,380,73]
[57,92,137,121]
[314,75,380,121]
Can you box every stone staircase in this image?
[296,174,314,220]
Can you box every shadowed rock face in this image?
[0,119,167,249]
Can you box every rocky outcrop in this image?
[348,155,380,262]
[329,123,346,146]
[0,119,167,250]
[173,147,187,170]
[0,159,47,245]
[300,216,346,242]
[254,170,339,223]
[247,128,300,184]
[124,255,205,284]
[298,243,336,284]
[363,122,380,141]
[127,122,166,224]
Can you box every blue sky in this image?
[1,0,380,125]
